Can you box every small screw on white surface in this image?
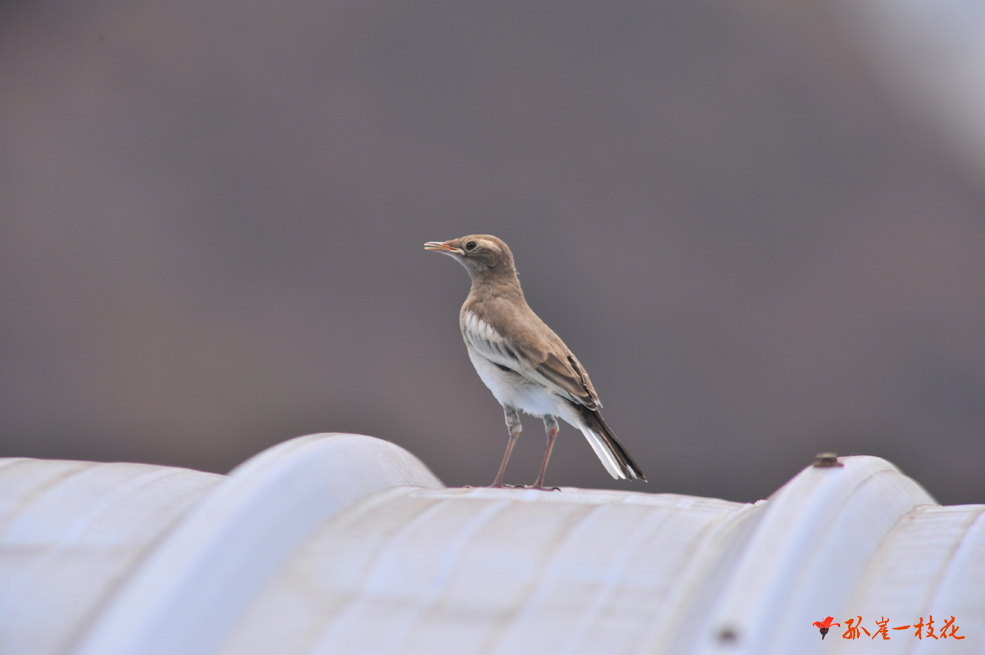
[813,452,844,468]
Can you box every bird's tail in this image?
[575,406,647,481]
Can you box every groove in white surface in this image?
[911,507,985,655]
[218,487,452,655]
[0,461,222,655]
[69,433,443,655]
[694,456,937,655]
[319,497,513,655]
[0,460,98,530]
[3,441,981,655]
[828,504,985,655]
[218,485,753,655]
[647,500,767,655]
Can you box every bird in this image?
[425,234,646,488]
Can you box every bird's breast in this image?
[464,344,560,418]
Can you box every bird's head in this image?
[424,234,516,280]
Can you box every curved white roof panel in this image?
[0,434,981,655]
[0,458,222,655]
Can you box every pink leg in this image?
[491,432,519,488]
[533,415,559,489]
[491,406,522,488]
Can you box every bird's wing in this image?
[462,310,600,410]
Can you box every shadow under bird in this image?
[425,234,646,488]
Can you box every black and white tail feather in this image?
[574,403,646,481]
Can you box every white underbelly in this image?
[466,346,561,418]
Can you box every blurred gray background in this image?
[2,0,983,504]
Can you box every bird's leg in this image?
[533,415,559,489]
[491,406,522,488]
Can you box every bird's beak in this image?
[424,241,465,256]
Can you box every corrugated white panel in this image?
[692,456,939,655]
[830,505,985,654]
[70,434,442,655]
[1,435,982,655]
[0,458,222,655]
[218,488,760,655]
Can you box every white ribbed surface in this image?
[0,435,982,655]
[831,504,985,655]
[220,488,759,655]
[0,458,222,655]
[70,433,442,655]
[694,457,937,655]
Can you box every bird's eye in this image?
[465,241,477,251]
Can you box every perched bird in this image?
[425,234,646,488]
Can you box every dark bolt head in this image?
[813,452,843,468]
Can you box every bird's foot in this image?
[485,483,560,491]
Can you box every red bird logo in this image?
[812,616,841,639]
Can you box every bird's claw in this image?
[500,484,560,491]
